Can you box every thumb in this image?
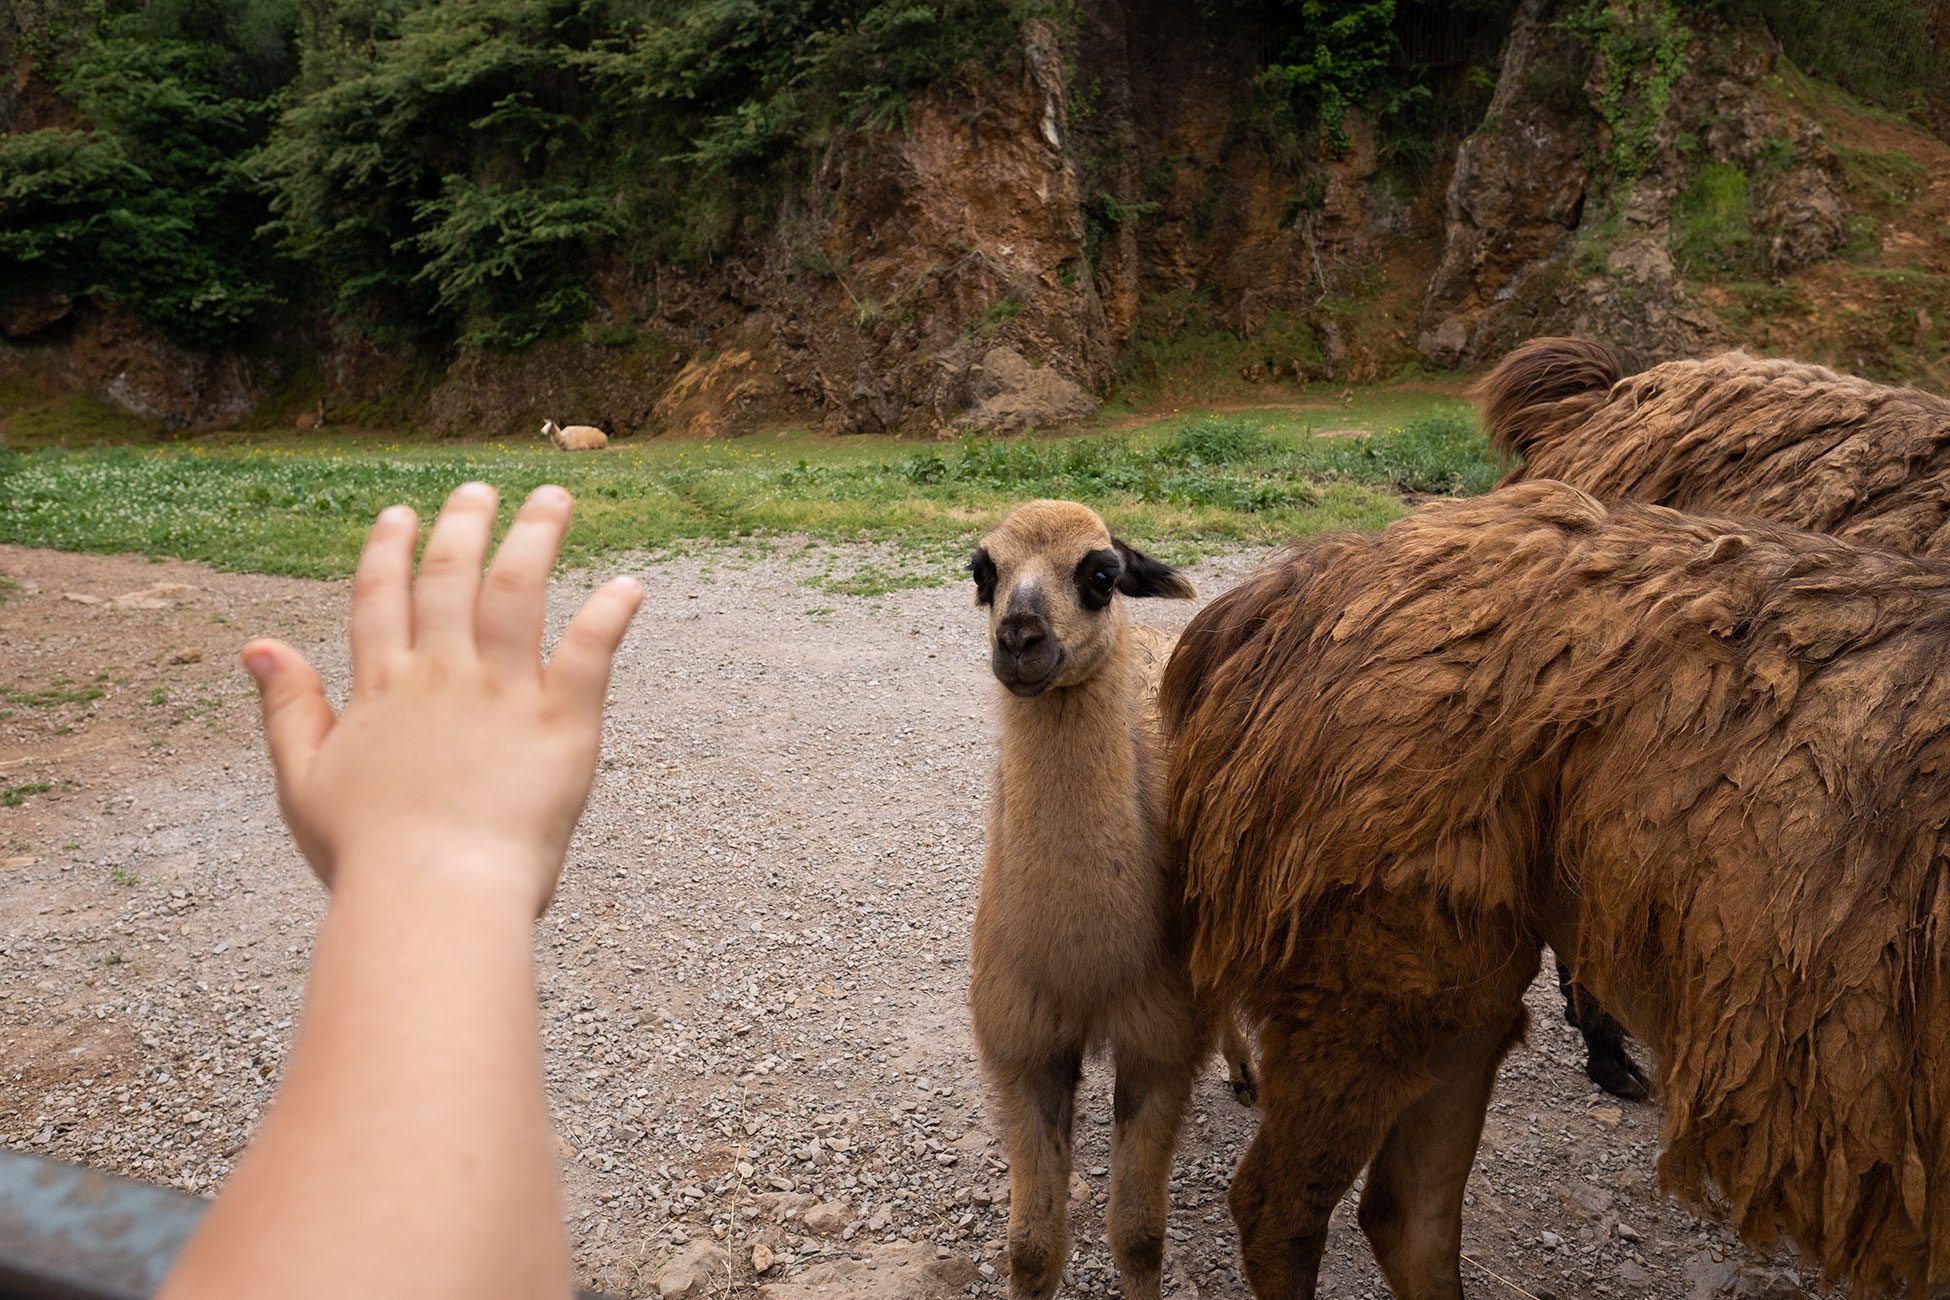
[241,639,334,789]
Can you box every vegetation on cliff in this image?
[3,0,1035,350]
[1,0,1947,423]
[0,0,299,345]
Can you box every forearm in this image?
[159,860,570,1300]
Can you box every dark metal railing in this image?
[0,1146,613,1300]
[0,1147,205,1300]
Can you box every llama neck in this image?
[995,638,1153,846]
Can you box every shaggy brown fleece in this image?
[1162,481,1950,1295]
[1479,338,1950,554]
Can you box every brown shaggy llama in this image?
[1480,336,1950,553]
[968,501,1251,1300]
[1161,481,1950,1299]
[1483,338,1950,1099]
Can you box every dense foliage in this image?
[248,0,1030,348]
[0,0,1945,355]
[0,0,301,346]
[2,0,1026,350]
[1202,0,1521,162]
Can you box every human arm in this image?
[157,482,642,1300]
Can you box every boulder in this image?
[960,347,1096,433]
[653,1240,733,1300]
[800,1200,851,1234]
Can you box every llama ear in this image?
[969,547,998,606]
[1111,537,1196,599]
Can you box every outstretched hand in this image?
[240,481,642,916]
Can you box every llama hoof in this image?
[1228,1070,1258,1107]
[1586,1049,1652,1102]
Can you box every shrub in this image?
[0,0,301,346]
[1160,418,1278,466]
[1673,162,1757,275]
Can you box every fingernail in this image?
[530,485,571,509]
[241,650,275,680]
[377,505,413,527]
[455,481,496,504]
[613,576,643,596]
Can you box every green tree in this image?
[0,0,301,346]
[261,0,1026,349]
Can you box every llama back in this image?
[1487,345,1950,554]
[1165,480,1950,1291]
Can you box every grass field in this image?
[0,392,1497,578]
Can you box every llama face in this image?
[972,500,1192,697]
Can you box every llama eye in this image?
[1075,550,1120,609]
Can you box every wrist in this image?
[325,835,553,920]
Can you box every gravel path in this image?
[0,538,1818,1298]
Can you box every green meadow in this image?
[0,391,1496,579]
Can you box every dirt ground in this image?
[0,538,1820,1299]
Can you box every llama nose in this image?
[997,613,1049,655]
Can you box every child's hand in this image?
[240,482,642,915]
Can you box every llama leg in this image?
[1227,1018,1417,1300]
[997,1047,1084,1300]
[1221,1016,1257,1106]
[1104,1049,1198,1300]
[1573,991,1649,1101]
[1557,959,1649,1100]
[1356,1011,1525,1300]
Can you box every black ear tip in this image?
[1111,536,1196,599]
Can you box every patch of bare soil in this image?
[0,541,1815,1299]
[0,545,342,851]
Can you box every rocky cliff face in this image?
[1422,0,1851,370]
[1071,0,1435,366]
[405,18,1107,440]
[0,0,1935,438]
[1419,0,1596,366]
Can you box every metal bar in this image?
[0,1146,203,1300]
[0,1146,615,1300]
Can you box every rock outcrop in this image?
[1419,0,1593,366]
[0,298,270,431]
[1421,0,1851,370]
[960,347,1097,433]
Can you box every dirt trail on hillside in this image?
[0,541,1814,1298]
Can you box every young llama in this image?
[967,499,1251,1300]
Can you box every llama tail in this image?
[1472,337,1623,463]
